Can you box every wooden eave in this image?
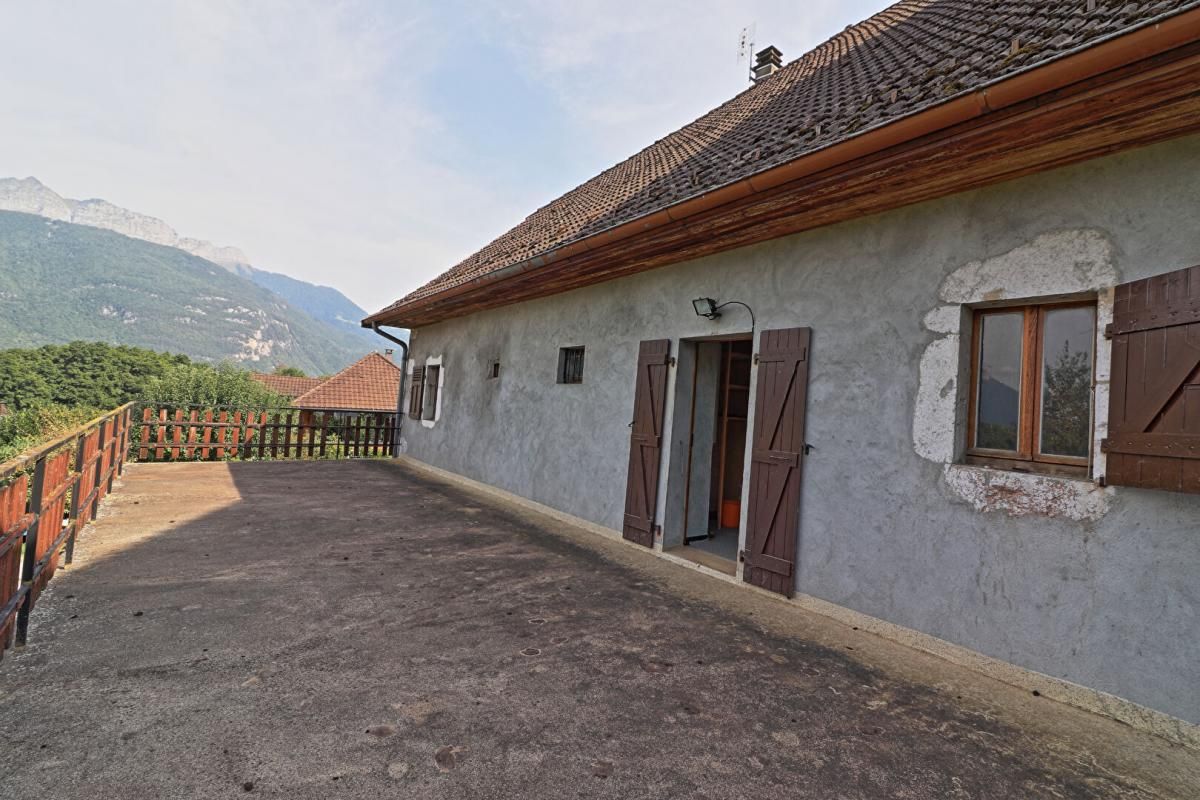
[366,13,1200,330]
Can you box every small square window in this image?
[967,301,1095,475]
[557,346,585,384]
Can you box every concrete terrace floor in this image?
[0,461,1197,799]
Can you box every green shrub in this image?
[0,404,104,463]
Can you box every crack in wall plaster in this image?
[913,230,1118,520]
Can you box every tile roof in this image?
[374,0,1199,319]
[292,352,402,413]
[249,373,324,398]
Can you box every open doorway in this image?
[672,337,751,574]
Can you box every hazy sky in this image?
[0,1,888,311]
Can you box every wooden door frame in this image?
[674,333,754,556]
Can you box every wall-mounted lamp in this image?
[692,297,756,330]
[692,297,721,319]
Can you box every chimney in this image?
[384,348,394,360]
[752,45,782,83]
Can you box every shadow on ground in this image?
[0,460,1195,799]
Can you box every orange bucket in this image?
[720,500,741,529]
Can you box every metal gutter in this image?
[365,6,1200,328]
[369,324,409,456]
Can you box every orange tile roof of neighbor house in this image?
[249,373,325,399]
[366,0,1200,327]
[292,352,402,413]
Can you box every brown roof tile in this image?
[250,373,324,399]
[292,352,402,413]
[374,0,1198,319]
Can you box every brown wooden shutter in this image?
[743,328,811,597]
[1103,264,1200,493]
[408,366,425,419]
[622,339,671,547]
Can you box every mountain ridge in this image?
[0,177,379,344]
[0,209,369,374]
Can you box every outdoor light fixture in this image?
[692,297,756,330]
[693,297,720,319]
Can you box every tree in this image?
[141,362,287,409]
[0,341,189,410]
[273,365,307,377]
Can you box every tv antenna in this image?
[737,23,756,82]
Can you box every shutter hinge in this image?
[1099,437,1110,453]
[738,549,748,563]
[653,524,662,540]
[753,353,759,365]
[1096,475,1107,487]
[1103,323,1114,340]
[668,356,676,367]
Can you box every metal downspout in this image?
[370,323,409,456]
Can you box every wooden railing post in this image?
[92,419,109,521]
[109,411,123,488]
[139,407,151,462]
[15,455,48,646]
[64,430,88,566]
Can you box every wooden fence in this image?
[1,403,133,656]
[136,408,398,462]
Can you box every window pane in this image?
[1039,306,1094,458]
[423,366,440,420]
[974,312,1023,451]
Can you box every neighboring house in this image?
[249,373,324,400]
[291,352,402,425]
[364,2,1200,741]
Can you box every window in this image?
[557,346,585,384]
[967,301,1095,475]
[487,361,500,379]
[422,365,440,420]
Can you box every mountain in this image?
[0,210,369,374]
[238,267,379,344]
[0,177,381,345]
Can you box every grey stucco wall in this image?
[399,134,1200,724]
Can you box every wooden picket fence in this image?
[136,407,398,462]
[1,404,133,656]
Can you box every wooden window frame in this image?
[557,346,585,385]
[422,364,441,421]
[965,300,1096,477]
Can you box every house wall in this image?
[398,134,1200,726]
